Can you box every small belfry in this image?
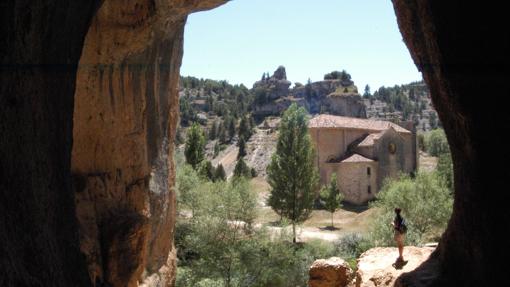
[308,114,417,204]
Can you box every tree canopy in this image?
[267,103,319,242]
[184,122,206,169]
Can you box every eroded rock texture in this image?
[309,257,353,287]
[356,247,435,287]
[72,1,226,286]
[392,1,510,286]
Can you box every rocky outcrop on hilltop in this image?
[309,257,353,287]
[253,65,292,100]
[252,66,366,118]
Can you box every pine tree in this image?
[233,158,251,178]
[267,103,319,243]
[218,124,227,144]
[214,164,227,181]
[209,121,217,140]
[237,137,247,159]
[184,122,205,169]
[320,173,343,228]
[198,160,215,181]
[238,116,252,141]
[363,84,371,98]
[228,118,236,141]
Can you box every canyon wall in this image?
[0,1,101,286]
[392,1,510,286]
[72,1,226,286]
[2,1,510,286]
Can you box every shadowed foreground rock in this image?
[309,257,353,287]
[356,247,435,287]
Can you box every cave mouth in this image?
[172,0,452,284]
[2,1,506,286]
[63,0,457,286]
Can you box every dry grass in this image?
[250,177,378,241]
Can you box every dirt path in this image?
[253,178,376,242]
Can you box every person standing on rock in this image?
[391,208,407,262]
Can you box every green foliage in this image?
[180,76,254,120]
[176,164,202,216]
[417,133,426,152]
[267,103,319,242]
[335,233,372,260]
[369,172,453,246]
[214,164,226,181]
[233,158,251,178]
[176,178,258,286]
[238,115,253,141]
[425,128,450,156]
[184,122,206,169]
[209,120,219,140]
[237,137,247,159]
[175,170,342,287]
[319,173,344,227]
[363,84,371,98]
[198,160,215,181]
[179,94,195,126]
[324,70,351,81]
[214,141,221,158]
[250,168,258,178]
[436,151,454,190]
[372,81,434,122]
[229,119,236,140]
[429,112,438,129]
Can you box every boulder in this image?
[309,257,353,287]
[356,246,435,287]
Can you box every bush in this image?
[425,129,450,156]
[175,172,344,287]
[335,233,371,259]
[368,172,453,246]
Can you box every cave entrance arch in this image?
[2,1,508,287]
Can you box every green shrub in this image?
[335,233,371,259]
[368,172,453,246]
[424,129,450,156]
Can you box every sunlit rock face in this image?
[72,1,226,286]
[309,257,353,287]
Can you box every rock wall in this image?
[1,1,226,287]
[2,1,510,286]
[72,1,226,286]
[392,1,510,286]
[0,2,101,286]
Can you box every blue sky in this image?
[181,0,422,91]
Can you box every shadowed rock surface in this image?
[392,0,510,285]
[1,1,510,286]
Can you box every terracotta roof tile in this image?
[308,114,411,134]
[341,154,374,163]
[358,132,384,147]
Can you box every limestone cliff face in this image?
[72,1,226,286]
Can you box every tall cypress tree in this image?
[267,103,319,243]
[184,122,206,169]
